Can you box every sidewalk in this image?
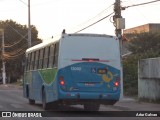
[119,97,136,102]
[0,83,23,90]
[115,96,160,111]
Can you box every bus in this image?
[23,33,121,111]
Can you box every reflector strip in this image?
[71,59,110,62]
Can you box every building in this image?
[121,23,160,56]
[123,23,160,34]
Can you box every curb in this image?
[119,97,136,102]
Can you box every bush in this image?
[123,55,138,96]
[123,32,160,96]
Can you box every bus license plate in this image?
[85,83,95,86]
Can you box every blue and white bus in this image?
[23,33,121,111]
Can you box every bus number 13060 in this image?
[71,67,81,71]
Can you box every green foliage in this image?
[128,32,160,54]
[123,55,138,96]
[0,20,42,82]
[123,32,160,96]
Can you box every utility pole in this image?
[0,29,6,84]
[28,0,31,47]
[114,0,122,37]
[113,0,125,99]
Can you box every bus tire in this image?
[42,89,50,110]
[26,85,29,98]
[29,99,35,105]
[84,103,100,111]
[109,100,117,105]
[51,102,59,110]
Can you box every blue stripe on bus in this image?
[24,62,120,103]
[57,62,120,100]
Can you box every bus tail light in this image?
[59,76,65,86]
[60,81,65,86]
[114,81,119,87]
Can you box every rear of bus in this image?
[57,34,121,110]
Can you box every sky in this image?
[0,0,160,41]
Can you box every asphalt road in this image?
[0,84,159,120]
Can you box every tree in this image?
[128,32,160,56]
[0,20,42,82]
[123,32,160,96]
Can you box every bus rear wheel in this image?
[29,99,35,105]
[84,103,100,111]
[42,90,50,110]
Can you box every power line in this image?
[18,0,28,6]
[68,4,114,33]
[4,51,25,60]
[124,0,160,8]
[77,4,113,27]
[3,44,28,60]
[75,12,114,33]
[6,23,28,41]
[127,0,153,22]
[32,0,61,6]
[4,43,27,55]
[4,34,27,48]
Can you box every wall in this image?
[124,24,150,34]
[138,57,160,101]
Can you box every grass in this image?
[12,80,23,86]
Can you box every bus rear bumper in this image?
[58,90,120,105]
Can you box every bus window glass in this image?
[33,51,36,70]
[54,42,59,67]
[47,46,50,68]
[37,50,40,69]
[31,52,35,70]
[34,50,39,70]
[25,57,28,71]
[43,47,49,68]
[49,44,55,68]
[27,53,30,71]
[29,53,32,70]
[39,49,44,69]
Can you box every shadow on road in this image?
[29,103,160,117]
